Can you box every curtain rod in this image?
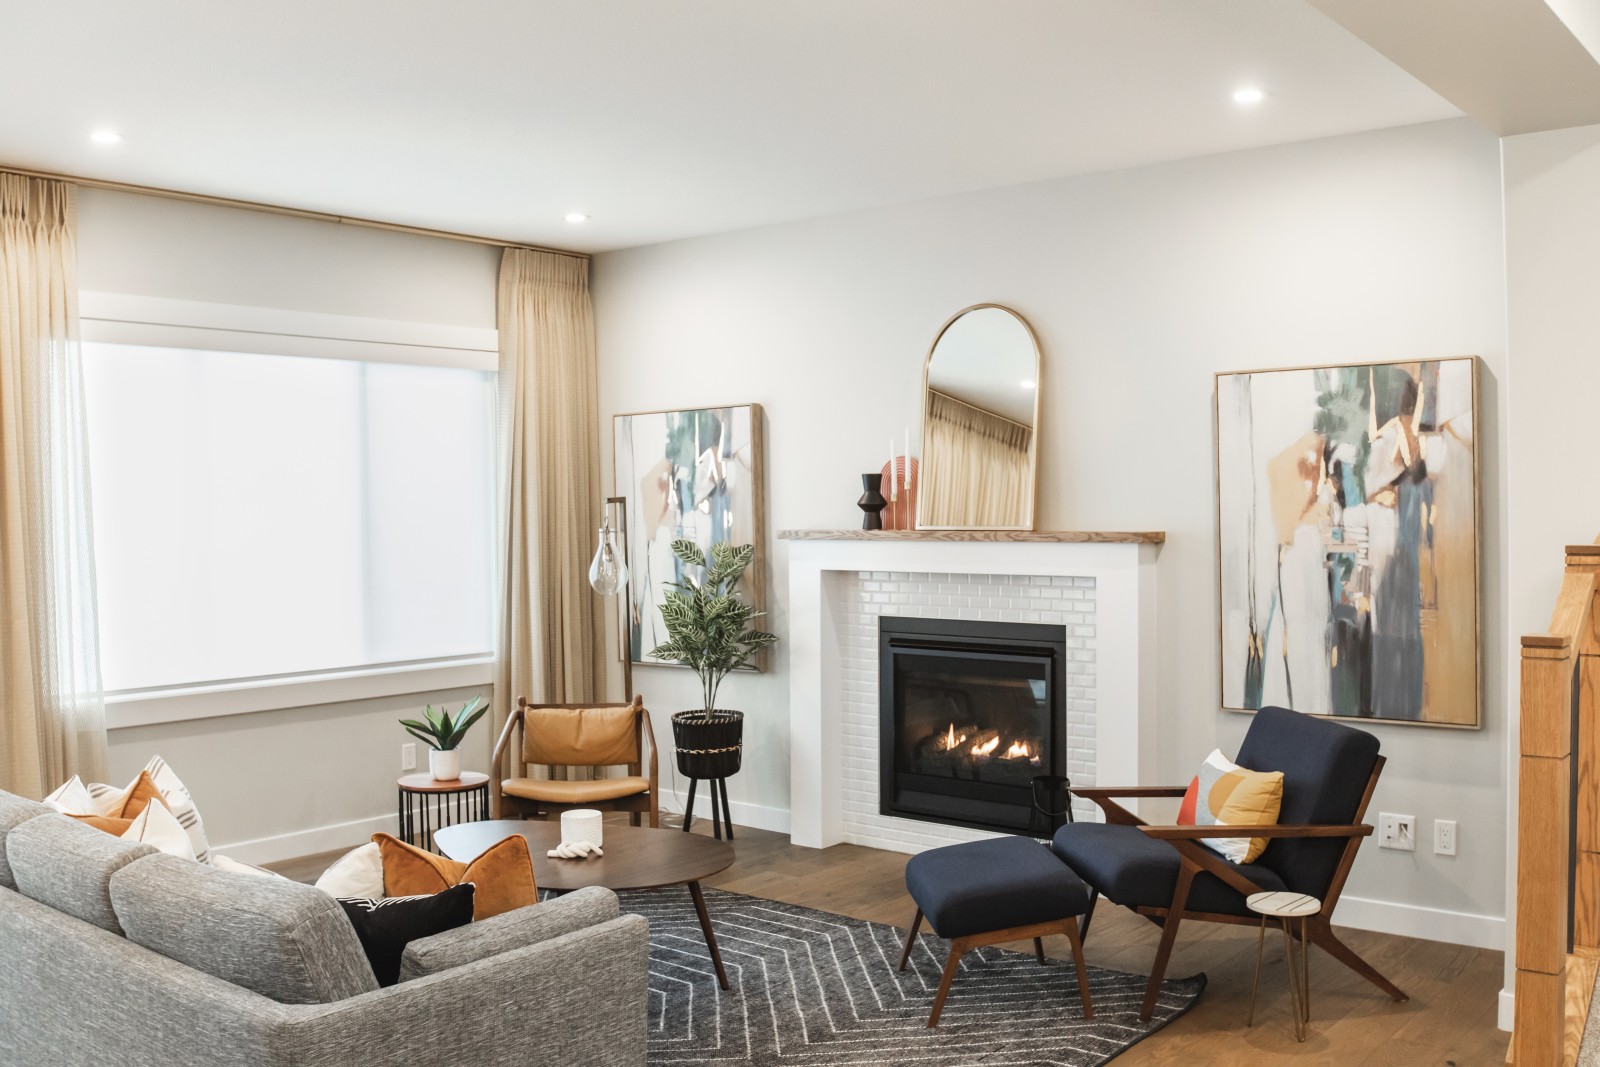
[0,163,591,261]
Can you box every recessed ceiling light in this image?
[89,129,124,145]
[1020,379,1036,389]
[1232,87,1265,106]
[564,212,589,224]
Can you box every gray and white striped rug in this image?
[619,888,1205,1067]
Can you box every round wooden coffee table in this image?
[434,819,736,989]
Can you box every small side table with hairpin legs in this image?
[1246,890,1321,1042]
[396,772,490,853]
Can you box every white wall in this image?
[1500,120,1600,1011]
[595,117,1510,947]
[76,188,503,863]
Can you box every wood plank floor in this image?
[272,818,1509,1066]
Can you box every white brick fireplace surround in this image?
[780,530,1164,852]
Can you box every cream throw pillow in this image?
[212,855,285,879]
[121,801,197,861]
[315,842,386,899]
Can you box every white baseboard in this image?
[1334,894,1505,951]
[211,812,397,866]
[1499,986,1515,1032]
[659,788,791,835]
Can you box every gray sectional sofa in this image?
[0,789,649,1066]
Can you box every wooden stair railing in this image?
[1512,538,1600,1065]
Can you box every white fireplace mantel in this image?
[780,530,1164,850]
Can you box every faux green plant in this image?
[399,695,488,751]
[649,539,778,720]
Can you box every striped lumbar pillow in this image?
[1191,748,1283,864]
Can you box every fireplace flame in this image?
[940,723,968,751]
[1005,739,1033,759]
[970,735,1000,757]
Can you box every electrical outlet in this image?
[1379,812,1416,852]
[401,743,417,772]
[1435,819,1458,856]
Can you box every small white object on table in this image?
[549,808,605,860]
[1246,891,1320,1042]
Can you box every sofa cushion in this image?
[375,831,538,920]
[399,884,620,982]
[111,852,379,1004]
[905,836,1090,939]
[7,814,158,932]
[0,790,53,890]
[314,841,384,898]
[1051,822,1287,917]
[339,884,475,986]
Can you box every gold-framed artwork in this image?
[1214,357,1480,728]
[613,403,767,670]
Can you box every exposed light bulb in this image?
[1232,87,1265,105]
[89,129,124,145]
[564,211,590,224]
[588,524,628,595]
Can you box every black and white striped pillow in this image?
[338,883,475,986]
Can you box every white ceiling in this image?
[0,1,1459,253]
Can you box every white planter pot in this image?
[429,748,462,782]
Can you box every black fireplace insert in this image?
[879,616,1068,836]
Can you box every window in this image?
[82,342,496,692]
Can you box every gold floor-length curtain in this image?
[494,248,604,783]
[921,390,1033,528]
[0,174,107,797]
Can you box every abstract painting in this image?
[1216,358,1479,727]
[614,404,766,668]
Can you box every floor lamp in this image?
[587,495,633,702]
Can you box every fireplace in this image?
[879,616,1068,836]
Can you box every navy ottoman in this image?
[899,835,1095,1026]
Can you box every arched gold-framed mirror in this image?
[916,303,1041,531]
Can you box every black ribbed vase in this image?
[671,710,745,778]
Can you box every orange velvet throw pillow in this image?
[67,771,167,835]
[373,832,537,920]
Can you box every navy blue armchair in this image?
[1051,706,1407,1020]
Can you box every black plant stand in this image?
[682,776,735,841]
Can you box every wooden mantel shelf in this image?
[778,529,1165,544]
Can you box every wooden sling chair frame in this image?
[1072,755,1408,1021]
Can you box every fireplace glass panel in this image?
[880,617,1066,835]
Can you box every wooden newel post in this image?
[1512,541,1600,1065]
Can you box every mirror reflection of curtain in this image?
[921,390,1032,528]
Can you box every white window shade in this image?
[83,341,496,692]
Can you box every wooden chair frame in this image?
[897,909,1094,1027]
[490,695,660,828]
[1072,755,1406,1021]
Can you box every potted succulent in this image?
[650,539,778,780]
[400,695,488,781]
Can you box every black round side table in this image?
[396,771,489,853]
